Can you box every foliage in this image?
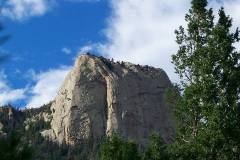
[0,132,34,160]
[0,105,24,134]
[98,134,140,160]
[99,56,113,70]
[142,133,168,160]
[170,0,240,159]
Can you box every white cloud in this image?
[78,44,95,54]
[1,0,239,107]
[99,0,190,82]
[62,47,72,55]
[2,0,55,21]
[25,66,71,108]
[99,0,240,82]
[0,71,26,106]
[66,0,100,2]
[1,0,101,21]
[0,89,26,106]
[0,66,71,108]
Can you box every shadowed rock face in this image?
[44,54,175,147]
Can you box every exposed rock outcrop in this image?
[44,54,175,147]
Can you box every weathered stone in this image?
[41,129,56,141]
[0,122,4,131]
[47,54,175,147]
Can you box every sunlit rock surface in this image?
[44,54,175,147]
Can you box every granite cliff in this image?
[42,54,175,148]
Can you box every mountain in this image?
[0,54,175,159]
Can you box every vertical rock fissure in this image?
[44,54,175,148]
[103,81,108,132]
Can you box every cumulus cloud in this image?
[99,0,240,82]
[1,0,56,21]
[1,0,101,21]
[0,71,26,106]
[99,0,189,82]
[0,66,71,108]
[25,66,71,108]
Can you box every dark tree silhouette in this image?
[0,132,34,160]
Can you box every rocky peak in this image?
[43,54,175,148]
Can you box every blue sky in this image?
[0,0,239,108]
[3,0,109,84]
[0,0,110,107]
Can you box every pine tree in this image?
[171,0,240,159]
[0,132,34,160]
[98,134,140,160]
[172,0,214,141]
[206,7,240,159]
[142,133,168,160]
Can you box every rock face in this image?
[46,54,175,147]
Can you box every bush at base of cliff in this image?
[98,134,141,160]
[0,132,34,160]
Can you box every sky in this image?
[0,0,239,108]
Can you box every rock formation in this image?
[43,54,175,147]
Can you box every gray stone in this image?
[47,54,175,147]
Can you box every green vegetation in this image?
[0,132,34,160]
[0,104,89,160]
[98,134,140,160]
[99,56,114,70]
[97,133,169,160]
[141,133,168,160]
[170,0,240,159]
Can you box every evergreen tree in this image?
[206,7,240,159]
[142,133,168,160]
[0,132,34,160]
[98,134,140,160]
[172,0,214,141]
[171,0,240,159]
